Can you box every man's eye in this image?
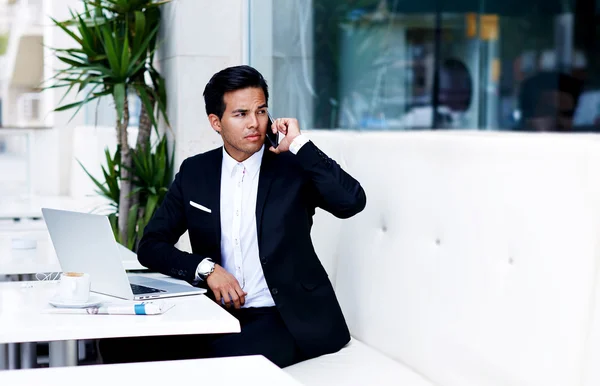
[258,110,266,115]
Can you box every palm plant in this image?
[46,0,172,250]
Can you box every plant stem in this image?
[136,90,154,151]
[117,96,131,245]
[131,90,154,250]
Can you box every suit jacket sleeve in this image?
[294,140,366,218]
[137,159,204,285]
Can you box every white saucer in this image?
[49,295,102,309]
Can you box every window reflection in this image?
[250,0,600,132]
[517,71,583,131]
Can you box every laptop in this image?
[42,208,206,300]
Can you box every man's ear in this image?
[208,114,222,134]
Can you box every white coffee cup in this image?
[57,272,91,303]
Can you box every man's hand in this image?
[269,117,301,154]
[206,264,247,309]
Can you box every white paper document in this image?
[46,301,175,315]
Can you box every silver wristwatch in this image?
[198,258,215,279]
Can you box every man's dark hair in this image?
[203,65,269,119]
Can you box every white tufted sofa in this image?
[284,131,600,386]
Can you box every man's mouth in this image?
[245,134,261,141]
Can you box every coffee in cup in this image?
[57,272,91,303]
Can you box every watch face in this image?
[200,260,214,275]
[200,261,209,273]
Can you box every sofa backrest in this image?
[307,131,600,386]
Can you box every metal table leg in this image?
[20,342,37,368]
[78,340,85,361]
[0,344,8,370]
[8,343,20,369]
[49,341,78,367]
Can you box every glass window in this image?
[249,0,600,132]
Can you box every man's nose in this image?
[247,113,259,128]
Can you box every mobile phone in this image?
[266,112,279,148]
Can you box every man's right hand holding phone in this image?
[268,117,302,154]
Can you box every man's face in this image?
[209,87,268,162]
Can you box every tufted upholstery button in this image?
[271,287,279,295]
[382,225,387,232]
[435,239,441,245]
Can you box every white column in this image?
[159,0,247,167]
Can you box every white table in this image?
[0,229,146,370]
[0,280,240,368]
[0,355,303,386]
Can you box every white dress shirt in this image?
[219,145,273,307]
[195,135,309,308]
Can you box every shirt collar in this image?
[222,145,264,178]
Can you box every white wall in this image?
[158,0,248,167]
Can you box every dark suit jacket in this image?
[138,140,366,358]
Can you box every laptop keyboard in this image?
[130,283,166,295]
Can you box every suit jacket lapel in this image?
[256,149,276,243]
[205,148,223,260]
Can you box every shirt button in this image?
[271,288,279,295]
[260,256,267,264]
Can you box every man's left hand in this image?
[268,117,301,154]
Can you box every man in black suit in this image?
[99,65,366,367]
